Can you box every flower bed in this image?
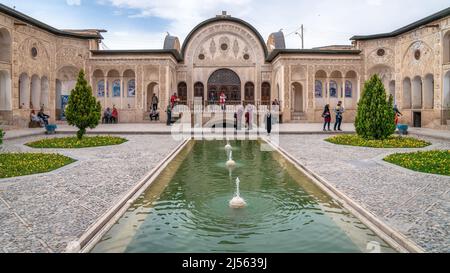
[0,153,75,179]
[384,150,450,176]
[325,134,431,148]
[26,136,127,149]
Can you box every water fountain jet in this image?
[226,150,236,168]
[225,141,232,153]
[229,178,247,209]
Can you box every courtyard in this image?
[0,124,448,253]
[0,0,450,258]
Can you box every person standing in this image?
[170,93,178,108]
[209,91,216,105]
[112,105,119,124]
[266,110,273,135]
[247,105,254,130]
[219,91,227,111]
[322,104,331,131]
[245,110,250,129]
[102,107,112,124]
[394,105,403,126]
[152,94,159,111]
[166,102,172,126]
[236,103,244,130]
[334,101,345,131]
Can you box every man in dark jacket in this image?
[152,94,159,111]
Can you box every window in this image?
[31,47,38,58]
[261,82,271,103]
[377,49,385,57]
[345,81,352,98]
[330,81,338,98]
[112,80,121,97]
[245,82,255,101]
[315,80,323,98]
[194,82,204,98]
[127,80,136,97]
[178,82,187,103]
[97,80,105,97]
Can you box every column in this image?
[342,78,346,108]
[326,78,330,105]
[120,76,124,109]
[312,74,316,110]
[357,76,361,102]
[104,76,107,108]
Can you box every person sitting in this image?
[37,108,50,126]
[111,106,119,124]
[102,108,112,124]
[149,109,160,121]
[30,110,44,128]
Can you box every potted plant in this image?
[397,124,409,135]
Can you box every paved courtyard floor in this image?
[278,135,450,253]
[0,128,449,253]
[0,135,182,253]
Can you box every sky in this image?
[1,0,449,50]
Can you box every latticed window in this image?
[315,80,323,98]
[128,80,136,97]
[194,82,204,99]
[207,69,242,102]
[178,82,188,102]
[97,80,105,97]
[245,82,255,101]
[330,81,338,98]
[261,82,271,103]
[208,69,241,86]
[345,81,352,98]
[112,80,121,97]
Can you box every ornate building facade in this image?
[0,4,449,129]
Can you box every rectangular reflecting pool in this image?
[91,140,396,253]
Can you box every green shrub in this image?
[65,70,102,140]
[0,129,4,145]
[355,75,396,140]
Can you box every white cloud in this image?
[98,0,450,49]
[366,0,383,6]
[66,0,81,6]
[103,30,167,49]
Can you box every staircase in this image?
[289,112,308,123]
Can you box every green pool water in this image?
[92,140,396,253]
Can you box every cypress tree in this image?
[0,129,4,145]
[65,70,101,140]
[355,74,396,140]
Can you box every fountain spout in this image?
[225,141,232,153]
[226,150,236,168]
[229,178,247,209]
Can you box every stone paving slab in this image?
[2,123,449,141]
[278,135,450,253]
[1,132,449,252]
[0,135,182,253]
